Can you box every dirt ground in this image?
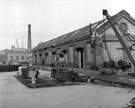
[0,71,134,108]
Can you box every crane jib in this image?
[102,9,135,70]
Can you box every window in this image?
[21,56,24,60]
[119,22,128,32]
[16,56,19,60]
[10,56,13,60]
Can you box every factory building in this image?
[6,47,30,64]
[4,24,33,64]
[32,10,135,70]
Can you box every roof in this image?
[32,10,134,52]
[6,48,29,54]
[12,48,27,52]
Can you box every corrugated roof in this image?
[32,10,131,52]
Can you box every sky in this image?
[0,0,135,50]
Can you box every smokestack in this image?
[28,24,31,50]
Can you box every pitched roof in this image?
[32,10,133,52]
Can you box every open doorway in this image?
[76,48,84,68]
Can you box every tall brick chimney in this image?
[28,24,31,50]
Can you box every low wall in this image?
[0,64,18,72]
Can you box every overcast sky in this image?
[0,0,134,50]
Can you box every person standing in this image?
[35,69,40,80]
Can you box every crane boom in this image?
[102,9,135,71]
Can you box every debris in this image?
[126,97,135,108]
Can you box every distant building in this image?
[32,10,135,69]
[0,50,7,64]
[0,50,6,55]
[0,23,33,64]
[6,48,32,64]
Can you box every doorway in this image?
[76,48,84,68]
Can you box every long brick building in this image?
[32,10,135,70]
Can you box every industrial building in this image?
[6,47,30,64]
[32,10,135,70]
[7,24,32,64]
[0,24,32,64]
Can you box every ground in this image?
[0,70,134,108]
